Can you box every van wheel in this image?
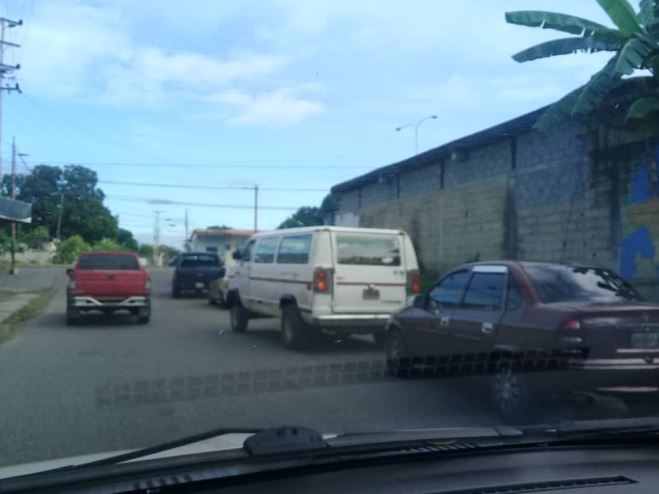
[281,306,309,350]
[386,329,410,377]
[491,363,535,424]
[230,304,249,332]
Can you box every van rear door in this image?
[331,231,407,314]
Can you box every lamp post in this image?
[396,114,437,155]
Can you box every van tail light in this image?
[408,271,421,294]
[563,319,581,330]
[314,268,331,293]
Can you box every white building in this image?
[186,229,253,265]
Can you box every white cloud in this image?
[212,88,325,126]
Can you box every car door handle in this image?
[481,322,494,334]
[440,316,450,327]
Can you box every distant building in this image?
[186,229,253,265]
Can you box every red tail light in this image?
[408,271,421,294]
[314,269,330,293]
[563,319,581,330]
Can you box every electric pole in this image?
[9,136,15,273]
[153,210,163,266]
[0,16,22,194]
[253,185,258,233]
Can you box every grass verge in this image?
[0,289,52,341]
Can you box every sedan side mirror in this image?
[412,295,426,309]
[232,250,242,260]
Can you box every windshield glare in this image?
[3,0,659,479]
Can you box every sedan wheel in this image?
[386,330,409,377]
[491,364,533,424]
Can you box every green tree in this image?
[20,225,50,249]
[53,235,90,264]
[278,206,324,229]
[116,228,138,251]
[93,238,126,251]
[506,0,659,132]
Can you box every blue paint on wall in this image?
[629,160,652,204]
[620,227,655,280]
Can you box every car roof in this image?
[247,226,407,239]
[80,251,137,256]
[181,252,217,256]
[456,260,607,271]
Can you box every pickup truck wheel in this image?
[386,329,410,377]
[230,304,249,332]
[491,363,535,424]
[281,306,309,350]
[172,285,181,299]
[66,306,79,326]
[136,306,151,324]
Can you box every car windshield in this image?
[78,254,139,271]
[525,265,643,304]
[3,0,659,480]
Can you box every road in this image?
[0,268,648,467]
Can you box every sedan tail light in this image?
[562,319,581,330]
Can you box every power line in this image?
[23,159,369,170]
[98,179,328,192]
[107,194,299,211]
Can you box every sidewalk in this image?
[0,267,61,331]
[0,267,62,293]
[0,292,40,325]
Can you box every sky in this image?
[0,0,621,247]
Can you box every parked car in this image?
[385,261,659,422]
[226,226,420,349]
[66,251,151,325]
[172,252,225,298]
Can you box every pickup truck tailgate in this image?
[75,270,147,297]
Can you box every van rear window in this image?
[336,234,401,266]
[78,254,139,270]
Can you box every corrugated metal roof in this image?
[331,107,546,193]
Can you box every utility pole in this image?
[9,136,15,274]
[55,193,64,240]
[153,210,163,266]
[253,185,258,233]
[0,16,22,194]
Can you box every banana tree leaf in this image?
[534,87,582,131]
[512,37,620,62]
[505,10,625,42]
[638,0,658,25]
[613,36,655,74]
[572,57,619,117]
[626,96,659,119]
[596,0,642,35]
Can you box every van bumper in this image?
[310,314,391,333]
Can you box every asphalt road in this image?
[0,268,650,467]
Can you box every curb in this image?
[0,276,59,341]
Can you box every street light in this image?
[395,114,438,155]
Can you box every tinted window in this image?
[336,234,400,266]
[180,255,218,268]
[463,273,505,310]
[524,265,642,303]
[506,274,524,311]
[78,254,139,270]
[277,235,312,264]
[254,237,278,263]
[428,271,469,308]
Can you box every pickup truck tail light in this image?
[145,277,151,290]
[313,268,331,293]
[407,271,421,294]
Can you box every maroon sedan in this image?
[385,261,659,422]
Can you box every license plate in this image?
[631,331,659,349]
[362,287,380,300]
[195,282,205,289]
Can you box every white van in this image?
[226,226,420,349]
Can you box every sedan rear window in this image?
[524,265,642,303]
[78,254,139,270]
[336,234,400,266]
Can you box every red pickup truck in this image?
[66,251,151,325]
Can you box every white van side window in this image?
[336,234,401,266]
[254,237,278,264]
[277,235,312,264]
